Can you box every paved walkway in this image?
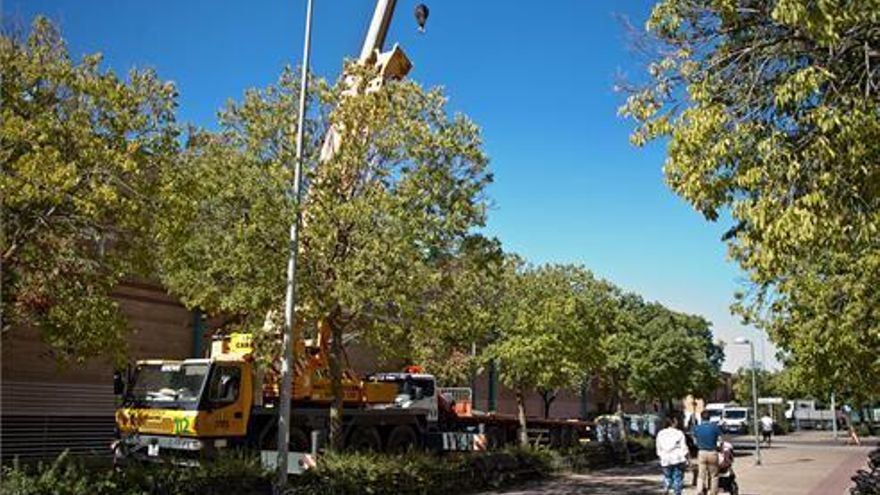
[481,432,876,495]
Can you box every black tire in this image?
[346,426,382,452]
[486,426,506,450]
[549,427,563,448]
[385,425,419,453]
[260,426,311,452]
[562,426,579,448]
[290,427,311,452]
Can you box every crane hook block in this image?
[414,4,429,32]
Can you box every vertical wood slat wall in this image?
[1,281,193,461]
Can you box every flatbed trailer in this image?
[442,411,589,449]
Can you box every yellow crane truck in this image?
[112,330,590,464]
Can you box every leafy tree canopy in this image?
[1,18,178,363]
[157,64,491,350]
[621,0,880,399]
[604,293,724,407]
[487,261,616,431]
[408,235,504,385]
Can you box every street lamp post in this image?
[734,337,762,466]
[277,0,314,490]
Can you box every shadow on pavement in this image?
[484,464,667,495]
[491,474,663,495]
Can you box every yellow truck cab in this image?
[114,355,255,464]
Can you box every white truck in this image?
[785,400,835,429]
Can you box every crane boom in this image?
[360,0,398,62]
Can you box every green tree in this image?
[733,367,773,406]
[487,262,611,444]
[156,65,491,449]
[603,294,723,411]
[407,235,504,386]
[734,366,808,405]
[1,18,178,363]
[621,0,880,400]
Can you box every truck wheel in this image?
[385,425,419,453]
[289,427,311,452]
[346,426,382,452]
[260,427,311,453]
[562,426,579,448]
[486,426,506,450]
[549,427,563,448]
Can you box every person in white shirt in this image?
[656,414,689,495]
[760,414,774,446]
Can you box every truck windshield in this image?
[369,375,435,400]
[126,363,209,410]
[724,410,747,420]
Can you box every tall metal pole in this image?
[831,392,838,439]
[750,341,762,465]
[760,330,767,371]
[276,0,313,490]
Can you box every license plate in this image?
[147,444,160,457]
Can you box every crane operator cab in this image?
[366,370,439,423]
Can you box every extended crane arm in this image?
[360,0,398,63]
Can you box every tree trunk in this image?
[328,319,344,451]
[539,389,557,419]
[616,400,632,463]
[579,377,590,420]
[516,388,528,446]
[609,375,621,414]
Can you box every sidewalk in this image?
[481,431,877,495]
[728,431,876,495]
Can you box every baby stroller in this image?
[717,441,739,495]
[697,441,739,494]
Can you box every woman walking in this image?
[656,413,689,495]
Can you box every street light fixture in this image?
[734,337,762,466]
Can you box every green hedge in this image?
[291,447,555,495]
[0,452,270,495]
[1,442,645,495]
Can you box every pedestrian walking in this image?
[656,413,689,495]
[839,414,862,446]
[760,413,774,447]
[694,409,723,495]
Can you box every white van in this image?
[720,407,749,433]
[704,403,727,424]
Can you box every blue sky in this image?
[4,0,777,371]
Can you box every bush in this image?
[290,447,556,495]
[0,451,270,495]
[1,448,557,495]
[626,437,656,463]
[1,453,130,495]
[559,441,633,471]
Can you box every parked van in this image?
[704,403,728,424]
[720,407,749,433]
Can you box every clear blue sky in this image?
[4,0,777,371]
